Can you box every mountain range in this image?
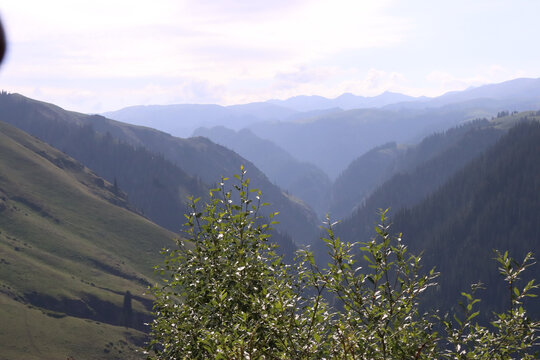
[266,91,426,112]
[105,77,540,180]
[0,93,319,247]
[103,102,297,138]
[329,118,503,220]
[328,112,540,317]
[0,78,539,358]
[193,126,332,218]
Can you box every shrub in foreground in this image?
[148,170,539,359]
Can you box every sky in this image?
[0,0,539,113]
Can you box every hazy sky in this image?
[1,0,539,113]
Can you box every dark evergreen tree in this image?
[122,290,133,329]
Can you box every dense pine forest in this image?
[392,120,540,316]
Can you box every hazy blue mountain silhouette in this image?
[267,91,424,112]
[385,77,540,110]
[194,126,331,218]
[103,102,297,138]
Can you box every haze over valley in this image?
[0,1,539,358]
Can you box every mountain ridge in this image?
[0,120,177,359]
[385,77,540,110]
[193,125,331,218]
[326,116,540,318]
[0,92,319,247]
[102,77,540,136]
[267,90,425,112]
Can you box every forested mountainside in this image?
[0,121,176,359]
[0,93,319,246]
[194,118,506,221]
[333,118,540,317]
[37,123,208,233]
[391,120,540,316]
[193,126,331,217]
[331,114,531,244]
[248,78,540,179]
[1,88,539,358]
[330,119,503,220]
[329,141,404,220]
[248,106,476,178]
[0,93,208,232]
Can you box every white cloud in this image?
[0,0,413,111]
[1,0,409,81]
[274,65,337,86]
[1,0,539,112]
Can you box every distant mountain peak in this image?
[334,92,358,99]
[268,91,421,112]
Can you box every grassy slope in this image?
[0,296,145,360]
[0,93,319,247]
[0,121,178,359]
[490,109,540,129]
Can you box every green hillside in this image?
[0,92,319,247]
[0,121,177,359]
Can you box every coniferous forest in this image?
[0,6,540,357]
[1,88,539,359]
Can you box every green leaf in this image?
[461,292,473,301]
[467,311,480,322]
[453,313,463,327]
